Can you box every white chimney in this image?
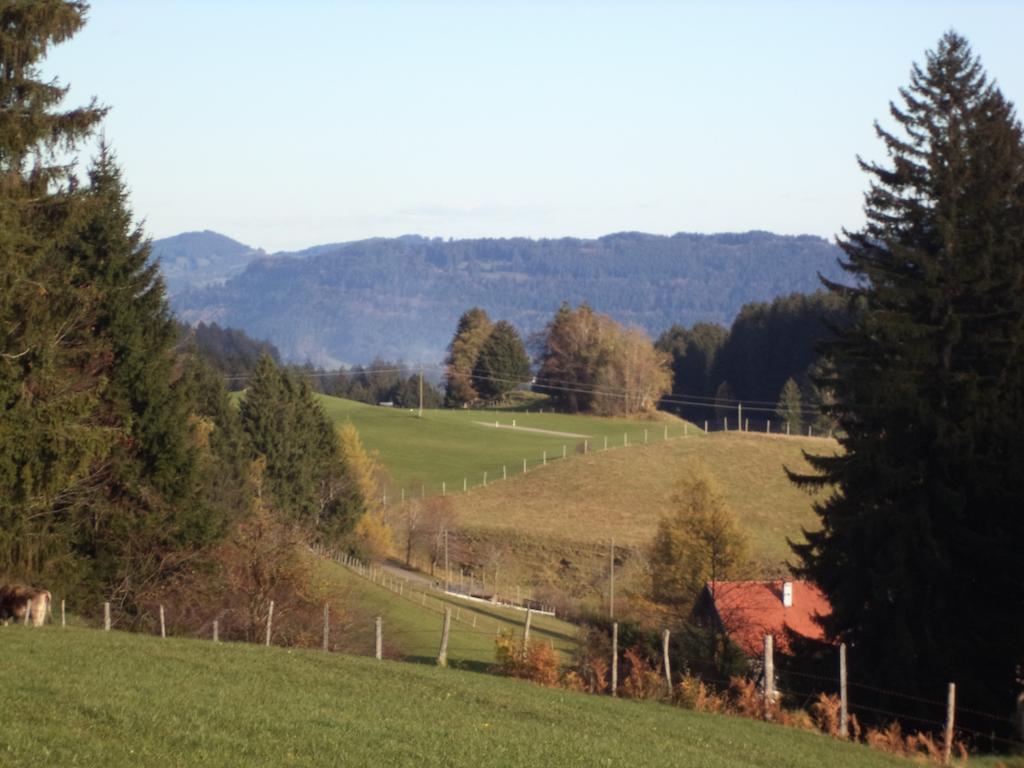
[782,581,793,608]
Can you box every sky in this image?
[43,1,1024,253]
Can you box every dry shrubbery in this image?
[496,634,972,767]
[139,511,359,650]
[493,634,560,686]
[621,647,668,701]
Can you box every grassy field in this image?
[0,626,917,768]
[316,394,691,492]
[446,429,836,572]
[311,555,580,671]
[316,394,836,583]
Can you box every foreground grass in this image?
[317,394,690,491]
[312,556,579,671]
[0,627,912,768]
[448,429,835,572]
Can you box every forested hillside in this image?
[152,230,265,294]
[162,231,845,365]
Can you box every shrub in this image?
[493,633,560,687]
[621,647,667,701]
[810,693,842,736]
[675,673,724,713]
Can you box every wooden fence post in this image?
[159,605,166,638]
[61,599,66,629]
[763,634,775,720]
[611,621,619,696]
[103,601,111,631]
[437,608,452,667]
[662,628,672,693]
[839,642,848,738]
[523,608,533,648]
[265,600,274,647]
[704,420,708,433]
[323,603,330,651]
[375,616,383,660]
[943,682,956,765]
[213,620,219,643]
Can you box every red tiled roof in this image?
[705,580,831,656]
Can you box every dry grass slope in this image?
[447,430,836,573]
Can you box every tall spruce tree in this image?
[240,355,352,539]
[472,320,530,401]
[63,147,207,602]
[792,33,1024,721]
[444,307,492,406]
[0,1,109,578]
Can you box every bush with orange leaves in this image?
[620,647,669,701]
[493,633,560,687]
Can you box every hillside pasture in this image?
[446,429,835,573]
[311,555,579,671]
[316,394,693,491]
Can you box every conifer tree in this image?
[472,320,530,401]
[444,307,493,406]
[62,147,208,601]
[792,33,1024,720]
[240,355,353,541]
[774,378,803,434]
[0,1,109,576]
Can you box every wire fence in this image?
[18,571,1023,758]
[376,412,833,510]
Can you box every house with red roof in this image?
[693,579,832,657]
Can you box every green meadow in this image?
[0,626,916,768]
[316,394,692,492]
[312,555,579,671]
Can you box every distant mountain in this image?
[151,230,266,294]
[166,231,845,366]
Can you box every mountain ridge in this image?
[154,229,845,366]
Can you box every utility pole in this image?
[418,364,423,419]
[444,528,449,591]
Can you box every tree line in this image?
[656,291,846,431]
[0,4,384,637]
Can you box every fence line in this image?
[20,595,1024,755]
[312,543,557,619]
[379,416,832,510]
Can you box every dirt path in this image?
[471,421,591,439]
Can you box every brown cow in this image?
[0,584,51,627]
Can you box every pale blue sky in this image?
[45,1,1024,253]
